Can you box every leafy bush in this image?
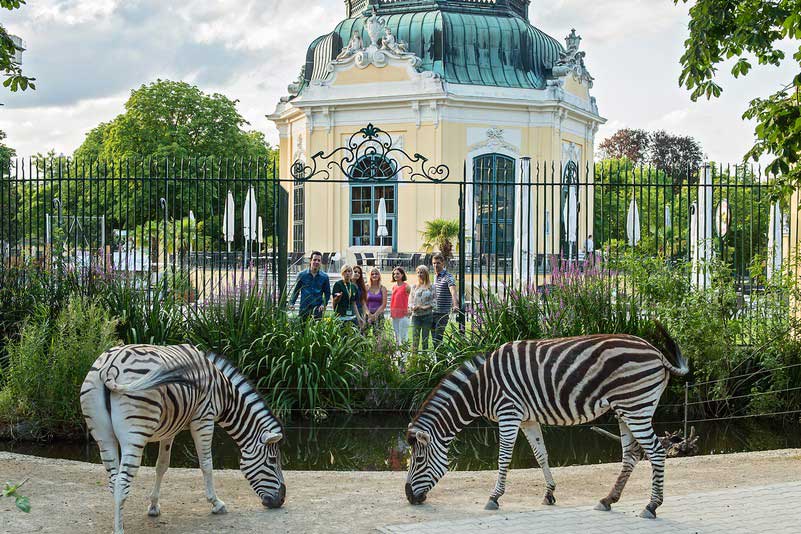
[0,263,82,374]
[0,296,120,432]
[99,279,186,345]
[187,284,282,364]
[244,316,367,419]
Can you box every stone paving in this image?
[379,481,801,533]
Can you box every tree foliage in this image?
[598,128,651,163]
[675,0,801,196]
[0,128,14,161]
[1,0,35,94]
[421,218,459,262]
[75,80,270,161]
[598,128,704,183]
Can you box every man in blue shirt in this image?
[431,251,459,347]
[290,251,331,319]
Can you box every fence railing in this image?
[1,157,797,327]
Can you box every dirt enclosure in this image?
[1,449,800,533]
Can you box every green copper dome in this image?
[301,0,563,91]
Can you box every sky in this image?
[1,0,798,163]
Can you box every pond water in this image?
[2,415,799,472]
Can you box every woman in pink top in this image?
[390,267,411,352]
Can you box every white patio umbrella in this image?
[222,190,235,253]
[715,199,730,237]
[626,198,641,247]
[692,166,714,288]
[513,158,533,282]
[767,201,783,279]
[188,210,196,257]
[243,186,258,266]
[256,216,264,251]
[376,197,389,246]
[562,183,578,259]
[664,205,672,232]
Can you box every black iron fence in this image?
[0,157,796,326]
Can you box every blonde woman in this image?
[409,265,434,355]
[331,264,363,328]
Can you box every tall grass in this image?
[0,296,120,433]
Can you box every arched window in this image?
[473,154,515,257]
[350,155,397,248]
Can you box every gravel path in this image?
[1,449,800,533]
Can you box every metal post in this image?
[684,381,689,437]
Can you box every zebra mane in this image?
[407,353,487,442]
[205,352,285,435]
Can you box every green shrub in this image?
[0,263,81,374]
[0,296,120,431]
[244,316,366,419]
[187,284,282,364]
[99,279,186,345]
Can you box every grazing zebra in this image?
[405,323,688,519]
[80,344,285,534]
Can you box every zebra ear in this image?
[261,431,283,445]
[415,430,431,446]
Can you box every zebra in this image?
[405,323,688,519]
[80,344,286,534]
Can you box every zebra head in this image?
[240,429,286,508]
[405,428,449,505]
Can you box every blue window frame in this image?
[473,153,515,256]
[349,155,397,249]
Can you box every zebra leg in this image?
[594,420,639,512]
[520,421,556,505]
[485,413,522,510]
[113,442,146,534]
[623,416,666,519]
[81,381,120,493]
[147,438,174,517]
[190,418,227,514]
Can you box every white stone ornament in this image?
[331,7,423,71]
[552,29,594,87]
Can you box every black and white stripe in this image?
[405,324,688,519]
[80,344,285,534]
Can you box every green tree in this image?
[421,218,459,262]
[675,0,801,196]
[1,1,35,95]
[73,122,109,161]
[0,128,14,162]
[78,79,266,161]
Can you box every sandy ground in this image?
[1,449,800,533]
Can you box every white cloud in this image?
[0,0,794,167]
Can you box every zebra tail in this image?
[653,320,689,376]
[104,364,195,393]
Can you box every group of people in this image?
[289,251,460,358]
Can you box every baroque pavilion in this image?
[269,0,605,265]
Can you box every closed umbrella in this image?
[257,216,264,251]
[376,197,388,246]
[223,190,235,253]
[626,198,641,247]
[243,186,258,267]
[189,210,196,257]
[664,205,672,232]
[767,201,783,279]
[562,183,578,259]
[715,199,730,237]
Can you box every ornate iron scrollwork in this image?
[291,123,449,183]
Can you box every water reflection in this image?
[2,415,799,471]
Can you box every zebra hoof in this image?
[639,507,656,519]
[594,502,611,512]
[542,494,556,506]
[484,499,499,511]
[147,504,160,517]
[212,502,227,515]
